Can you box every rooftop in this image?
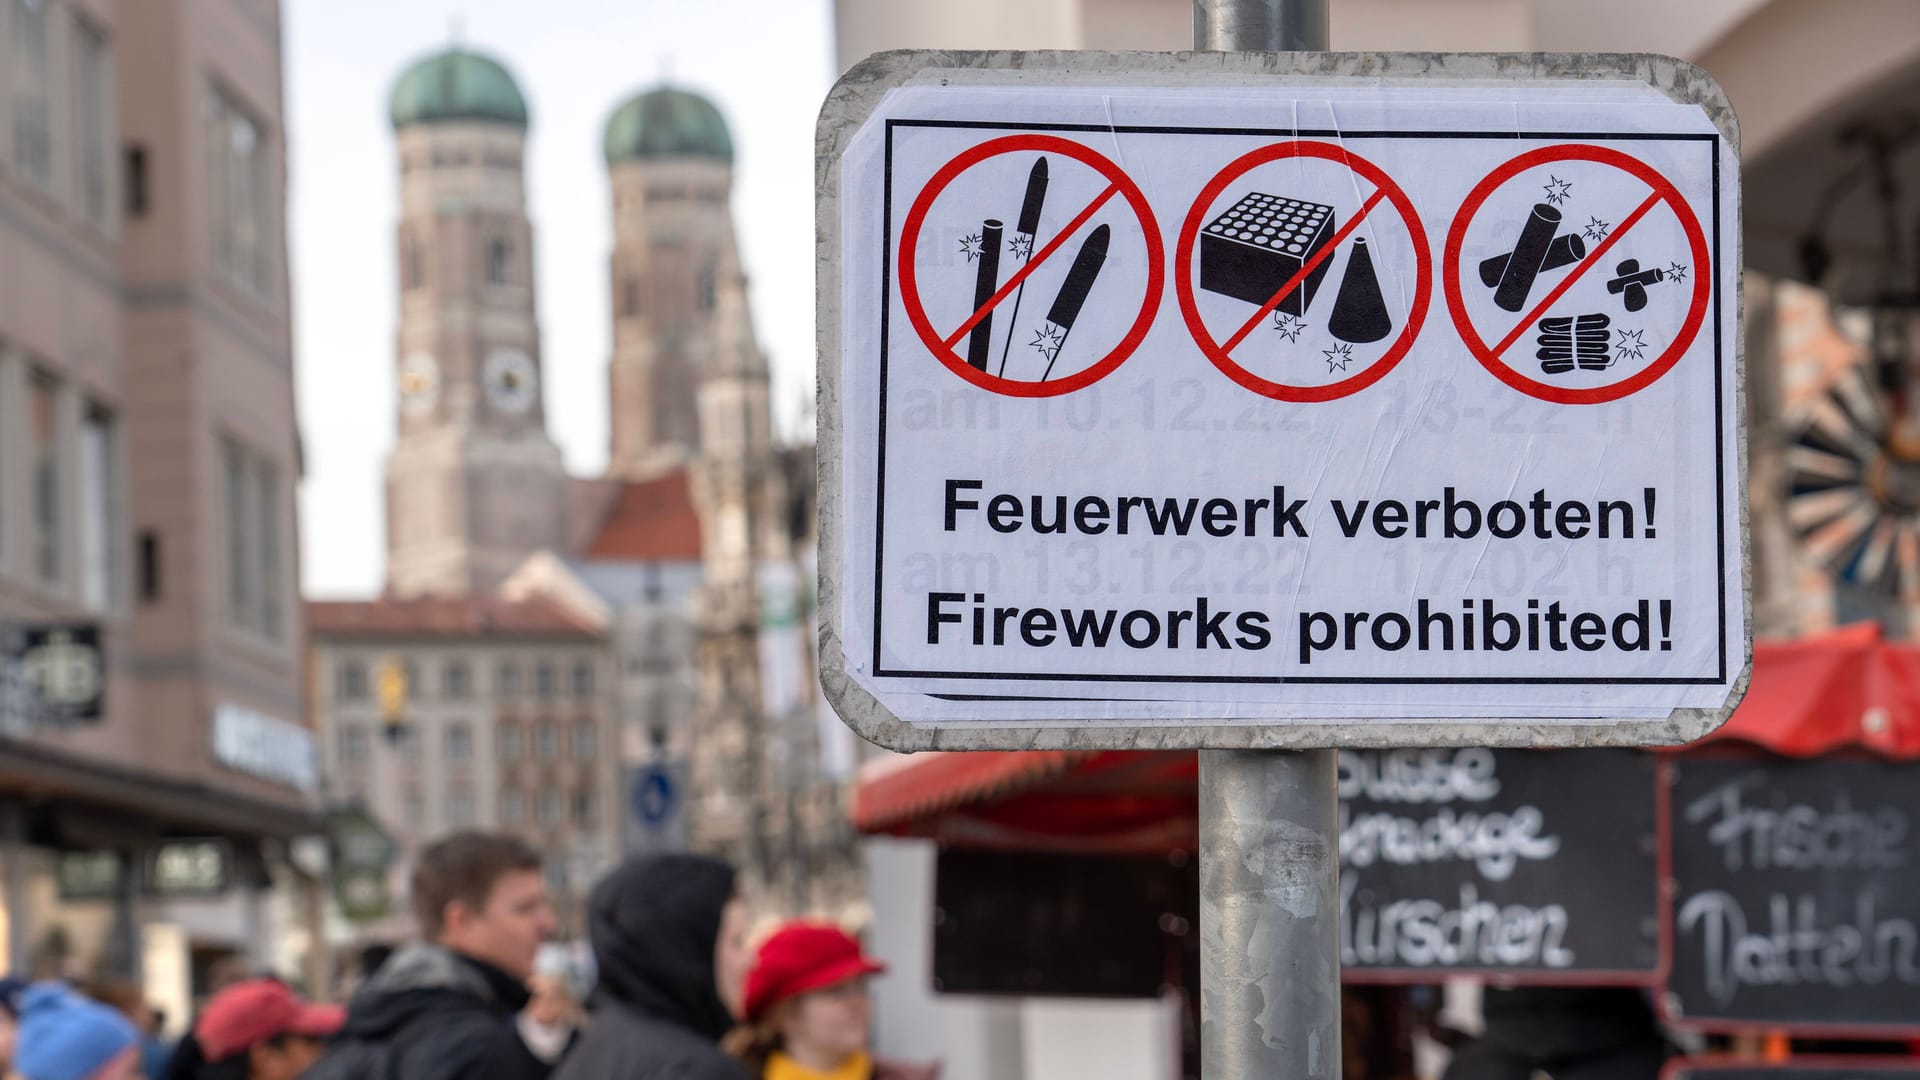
[581,468,704,562]
[307,594,600,640]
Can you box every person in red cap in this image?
[191,979,343,1080]
[722,923,936,1080]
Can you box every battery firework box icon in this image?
[1199,192,1338,315]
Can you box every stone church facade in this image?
[309,48,861,943]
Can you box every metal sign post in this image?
[1192,8,1338,1077]
[817,21,1746,1080]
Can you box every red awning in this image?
[1696,623,1920,759]
[854,624,1920,843]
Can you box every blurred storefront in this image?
[0,0,320,1034]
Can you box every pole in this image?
[1195,0,1328,52]
[1190,8,1335,1077]
[1199,748,1340,1078]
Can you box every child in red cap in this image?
[192,979,344,1080]
[722,923,936,1080]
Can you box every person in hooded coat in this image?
[552,854,756,1080]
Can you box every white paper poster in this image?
[828,75,1744,730]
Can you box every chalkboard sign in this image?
[1669,758,1920,1032]
[1340,748,1660,980]
[934,848,1196,998]
[1668,1060,1920,1080]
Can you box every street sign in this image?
[818,51,1747,750]
[1,623,105,731]
[329,805,397,922]
[623,762,689,854]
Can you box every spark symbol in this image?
[1009,234,1034,260]
[959,233,983,261]
[1272,312,1307,343]
[1031,324,1066,363]
[1323,343,1354,374]
[1544,175,1573,206]
[1615,328,1647,364]
[1582,216,1610,242]
[1666,261,1688,284]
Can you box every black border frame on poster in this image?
[872,119,1728,690]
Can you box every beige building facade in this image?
[308,597,618,942]
[383,49,569,598]
[0,0,317,1027]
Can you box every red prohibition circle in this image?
[897,135,1164,398]
[1175,141,1432,403]
[1444,144,1712,405]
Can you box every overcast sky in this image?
[287,0,836,598]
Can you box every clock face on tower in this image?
[398,352,440,417]
[483,347,539,417]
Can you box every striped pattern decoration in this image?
[1788,366,1920,600]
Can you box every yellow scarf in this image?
[764,1050,873,1080]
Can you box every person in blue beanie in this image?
[13,983,140,1080]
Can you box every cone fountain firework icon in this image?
[1328,237,1391,343]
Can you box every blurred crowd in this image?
[0,832,938,1080]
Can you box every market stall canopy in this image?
[1697,622,1920,759]
[853,624,1920,844]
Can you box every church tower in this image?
[383,49,568,596]
[602,87,742,477]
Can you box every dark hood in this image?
[337,943,531,1040]
[587,853,737,1041]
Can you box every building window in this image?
[403,233,425,290]
[486,236,512,286]
[622,274,641,317]
[124,144,149,218]
[535,663,556,699]
[78,406,118,613]
[535,722,559,761]
[29,371,59,585]
[404,787,424,828]
[501,790,525,825]
[572,723,597,762]
[696,263,716,312]
[222,439,283,640]
[571,662,594,698]
[499,724,522,761]
[137,530,161,602]
[205,86,273,294]
[443,660,471,699]
[336,661,368,701]
[447,786,474,827]
[12,0,52,190]
[445,722,471,761]
[572,789,596,828]
[70,16,113,229]
[339,723,368,763]
[496,662,521,697]
[538,789,561,825]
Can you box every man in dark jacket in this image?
[306,831,559,1080]
[552,853,755,1080]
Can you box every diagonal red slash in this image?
[1222,187,1389,354]
[1490,190,1663,358]
[942,182,1120,350]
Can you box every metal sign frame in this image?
[817,50,1748,752]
